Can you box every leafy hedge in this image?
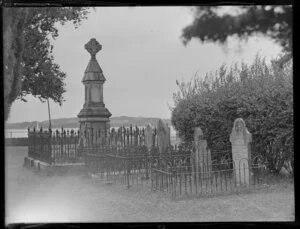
[171,55,293,174]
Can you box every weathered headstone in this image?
[110,128,116,145]
[145,123,154,152]
[192,127,212,181]
[144,124,154,179]
[230,118,252,186]
[157,119,171,156]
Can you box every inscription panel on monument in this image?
[91,84,101,102]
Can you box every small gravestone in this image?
[193,127,211,181]
[230,118,252,186]
[157,119,171,156]
[145,123,154,152]
[110,128,116,145]
[144,123,154,179]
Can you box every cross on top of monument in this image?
[85,38,102,57]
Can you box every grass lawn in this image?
[5,146,295,223]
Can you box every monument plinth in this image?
[78,38,112,142]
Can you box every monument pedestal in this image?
[78,105,111,135]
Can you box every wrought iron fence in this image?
[83,128,270,199]
[70,124,270,199]
[151,158,269,199]
[84,144,154,187]
[84,133,193,189]
[28,127,82,165]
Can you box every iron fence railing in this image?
[27,125,271,199]
[151,159,269,199]
[83,133,269,199]
[28,128,82,165]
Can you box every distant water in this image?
[5,128,79,138]
[5,126,177,138]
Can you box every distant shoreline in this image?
[5,116,172,130]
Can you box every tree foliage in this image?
[171,55,293,174]
[4,7,90,121]
[20,7,90,104]
[181,6,292,53]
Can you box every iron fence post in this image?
[40,127,43,162]
[126,148,130,188]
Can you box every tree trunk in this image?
[4,8,29,121]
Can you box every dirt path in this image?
[5,147,294,223]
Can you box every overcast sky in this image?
[7,6,283,123]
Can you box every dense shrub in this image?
[171,54,293,174]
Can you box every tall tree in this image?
[4,7,91,121]
[181,5,292,64]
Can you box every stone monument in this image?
[77,38,112,145]
[230,118,252,185]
